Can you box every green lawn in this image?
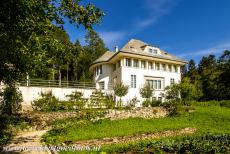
[43,106,230,145]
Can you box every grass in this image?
[43,105,230,145]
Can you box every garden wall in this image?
[0,86,110,110]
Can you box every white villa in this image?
[92,39,186,106]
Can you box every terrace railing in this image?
[18,79,96,89]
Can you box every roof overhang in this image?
[89,50,187,72]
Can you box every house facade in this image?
[89,39,186,106]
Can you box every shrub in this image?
[102,134,230,153]
[161,101,179,116]
[89,90,106,108]
[139,84,154,100]
[104,94,115,109]
[142,99,151,107]
[127,97,137,108]
[113,83,129,107]
[32,91,60,112]
[0,85,22,115]
[220,100,230,108]
[191,101,221,107]
[0,115,32,146]
[150,100,162,107]
[66,91,86,109]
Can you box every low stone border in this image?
[73,127,197,146]
[104,107,168,120]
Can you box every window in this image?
[146,79,163,90]
[149,48,153,53]
[158,97,162,101]
[126,58,131,67]
[153,49,158,54]
[131,75,136,88]
[168,65,172,72]
[133,59,139,68]
[155,63,160,70]
[173,65,178,72]
[141,61,146,68]
[170,78,175,85]
[157,80,162,89]
[148,62,153,69]
[99,81,104,89]
[96,65,102,75]
[162,64,166,71]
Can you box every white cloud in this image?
[135,0,179,29]
[178,42,230,58]
[98,31,126,50]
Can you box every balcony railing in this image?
[18,79,96,89]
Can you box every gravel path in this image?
[2,130,50,154]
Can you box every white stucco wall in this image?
[94,64,114,90]
[120,66,181,107]
[18,86,95,109]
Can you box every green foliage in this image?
[102,134,230,153]
[139,83,154,99]
[43,106,230,144]
[42,110,106,144]
[191,100,230,108]
[113,83,129,107]
[127,97,138,108]
[142,99,161,107]
[161,101,179,116]
[182,50,230,101]
[84,29,108,61]
[89,90,105,108]
[217,50,230,100]
[0,0,104,84]
[150,100,162,107]
[32,91,88,111]
[32,91,60,112]
[191,100,221,107]
[165,85,180,102]
[0,85,22,115]
[142,99,151,107]
[104,94,116,109]
[220,100,230,108]
[66,91,86,109]
[165,77,201,105]
[89,91,115,109]
[0,115,32,146]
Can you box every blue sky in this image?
[63,0,230,62]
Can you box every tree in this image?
[0,0,104,85]
[139,83,154,106]
[217,50,230,100]
[198,55,218,100]
[139,84,154,99]
[0,0,104,115]
[188,59,196,72]
[165,77,201,104]
[113,83,129,107]
[0,85,23,115]
[73,29,108,81]
[84,29,108,60]
[165,85,180,102]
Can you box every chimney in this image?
[115,45,119,52]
